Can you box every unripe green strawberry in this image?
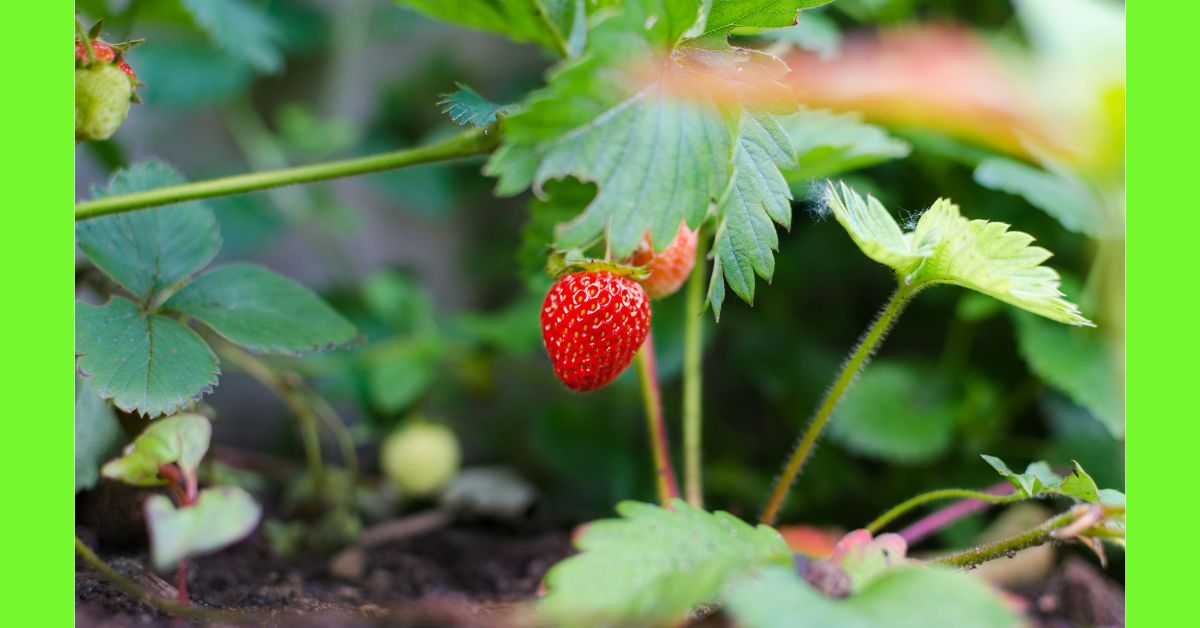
[75,38,139,143]
[628,223,698,299]
[380,421,461,498]
[75,64,132,142]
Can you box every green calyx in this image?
[545,248,649,281]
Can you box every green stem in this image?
[75,19,97,64]
[75,536,249,623]
[759,283,921,526]
[930,504,1124,569]
[866,488,1028,534]
[214,342,326,493]
[302,384,360,477]
[75,127,500,221]
[682,236,706,508]
[636,333,681,506]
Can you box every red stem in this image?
[899,481,1014,545]
[157,464,194,605]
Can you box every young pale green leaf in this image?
[822,181,1094,327]
[708,111,797,318]
[76,298,219,418]
[182,0,283,73]
[974,157,1117,238]
[725,565,1020,628]
[827,361,956,463]
[1015,311,1123,438]
[438,83,514,128]
[683,1,833,49]
[162,263,358,354]
[821,180,929,272]
[75,378,126,494]
[76,161,221,303]
[780,109,910,182]
[981,455,1103,503]
[145,486,262,570]
[539,499,791,626]
[101,414,212,487]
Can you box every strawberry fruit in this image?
[541,271,652,392]
[75,37,140,143]
[628,223,698,299]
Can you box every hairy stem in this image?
[931,505,1121,569]
[636,333,681,506]
[302,385,360,477]
[866,488,1026,534]
[75,536,248,622]
[760,283,920,526]
[682,236,706,508]
[75,127,500,220]
[898,481,1016,544]
[214,342,326,492]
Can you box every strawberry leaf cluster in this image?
[75,161,359,418]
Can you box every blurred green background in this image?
[75,0,1124,558]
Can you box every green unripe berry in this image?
[75,64,132,142]
[380,421,461,497]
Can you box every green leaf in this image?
[980,455,1059,498]
[822,181,1094,327]
[163,263,358,354]
[762,10,842,59]
[980,455,1103,503]
[518,179,596,290]
[683,1,833,49]
[438,83,514,128]
[77,161,221,303]
[827,361,956,463]
[725,565,1020,628]
[394,0,600,55]
[1014,311,1123,437]
[75,378,126,494]
[76,298,219,418]
[974,157,1117,238]
[539,499,791,626]
[145,486,262,570]
[708,111,797,318]
[182,0,283,73]
[488,1,808,317]
[101,414,212,487]
[367,339,442,414]
[780,109,909,181]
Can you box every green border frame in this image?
[1128,0,1189,624]
[4,2,73,625]
[0,0,1169,623]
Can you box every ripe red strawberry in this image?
[628,223,698,299]
[541,271,651,392]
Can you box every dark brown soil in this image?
[77,524,1122,627]
[75,523,572,627]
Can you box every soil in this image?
[76,520,1122,627]
[75,523,572,627]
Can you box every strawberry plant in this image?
[74,0,1124,625]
